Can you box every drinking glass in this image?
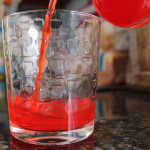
[2,10,101,145]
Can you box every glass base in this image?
[10,121,94,145]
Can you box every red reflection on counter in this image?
[10,135,94,150]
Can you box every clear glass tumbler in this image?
[2,10,101,145]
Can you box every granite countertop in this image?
[1,89,150,150]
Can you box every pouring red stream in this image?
[32,0,57,102]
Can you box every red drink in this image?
[3,0,101,144]
[8,94,96,131]
[9,0,96,132]
[92,0,150,28]
[33,0,57,102]
[18,0,95,133]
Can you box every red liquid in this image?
[92,0,150,28]
[8,94,95,131]
[33,0,57,102]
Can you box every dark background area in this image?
[19,0,77,11]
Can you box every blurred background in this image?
[0,0,150,103]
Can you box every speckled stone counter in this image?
[1,90,150,150]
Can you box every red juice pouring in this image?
[8,0,99,143]
[33,0,57,102]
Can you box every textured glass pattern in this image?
[3,10,101,105]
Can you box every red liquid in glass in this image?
[92,0,150,28]
[9,94,95,131]
[9,0,96,132]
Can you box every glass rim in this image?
[2,9,101,22]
